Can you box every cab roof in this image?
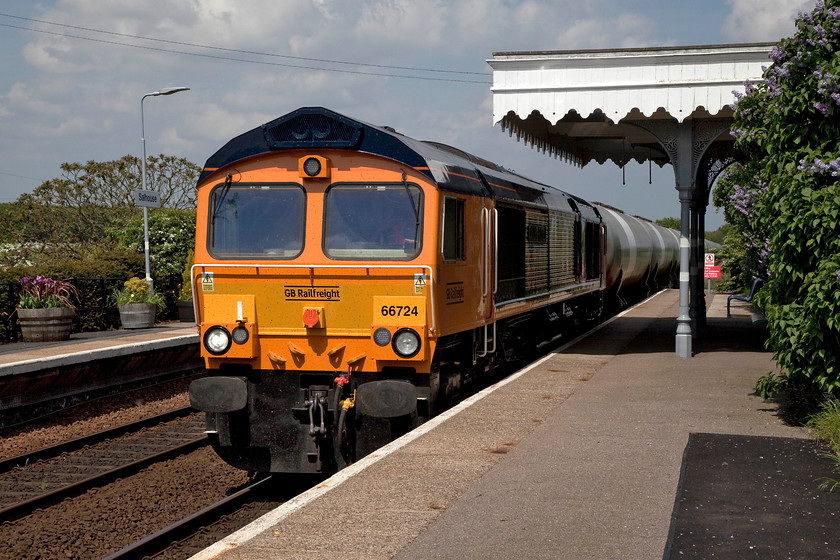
[199,106,598,218]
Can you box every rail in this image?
[102,476,274,560]
[0,406,194,474]
[0,412,206,523]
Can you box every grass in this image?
[753,376,840,492]
[806,398,840,491]
[808,398,840,452]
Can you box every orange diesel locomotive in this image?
[188,107,678,474]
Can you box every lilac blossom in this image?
[745,237,771,278]
[798,157,840,176]
[770,45,787,64]
[730,180,768,223]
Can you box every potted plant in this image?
[15,276,78,342]
[115,277,164,329]
[177,250,195,322]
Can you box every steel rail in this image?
[102,476,274,560]
[0,435,207,524]
[0,406,195,474]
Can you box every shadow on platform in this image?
[666,433,840,559]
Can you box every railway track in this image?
[0,407,207,523]
[104,475,275,559]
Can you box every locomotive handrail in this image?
[493,208,499,296]
[481,207,489,297]
[191,263,436,332]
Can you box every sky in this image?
[0,0,815,230]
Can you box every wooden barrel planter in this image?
[17,307,74,342]
[118,303,156,329]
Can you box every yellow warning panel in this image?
[203,294,256,324]
[373,296,426,326]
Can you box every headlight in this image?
[392,328,421,358]
[204,326,232,355]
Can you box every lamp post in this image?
[140,86,190,292]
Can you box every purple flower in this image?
[770,45,787,65]
[814,101,831,116]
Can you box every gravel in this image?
[0,377,257,560]
[0,377,196,460]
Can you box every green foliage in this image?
[723,2,840,395]
[807,398,840,491]
[704,224,727,246]
[808,398,840,454]
[715,227,751,291]
[754,371,785,399]
[655,217,680,230]
[114,277,165,311]
[0,154,198,270]
[0,154,198,339]
[16,276,78,309]
[179,250,195,301]
[112,208,196,277]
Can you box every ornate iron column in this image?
[624,118,731,357]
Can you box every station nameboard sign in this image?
[134,189,161,208]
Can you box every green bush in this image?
[723,2,840,395]
[112,208,196,277]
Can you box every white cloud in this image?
[723,0,814,42]
[6,82,66,116]
[1,0,773,226]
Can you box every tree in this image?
[721,0,840,394]
[0,155,199,269]
[655,217,681,230]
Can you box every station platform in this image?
[0,321,198,375]
[191,290,840,560]
[0,322,200,416]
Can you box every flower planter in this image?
[118,303,156,329]
[17,307,74,342]
[177,300,195,322]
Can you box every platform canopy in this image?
[489,43,771,168]
[487,43,773,357]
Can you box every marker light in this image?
[232,325,250,345]
[303,157,321,176]
[392,328,421,358]
[299,155,330,179]
[373,327,391,347]
[204,326,232,355]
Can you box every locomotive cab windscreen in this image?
[323,183,423,260]
[208,183,306,259]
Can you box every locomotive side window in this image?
[208,184,305,258]
[324,183,423,260]
[442,197,465,261]
[584,221,601,280]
